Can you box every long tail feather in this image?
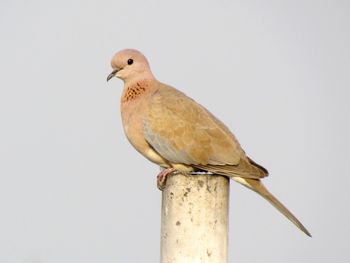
[233,177,311,237]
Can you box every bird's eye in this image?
[127,58,134,65]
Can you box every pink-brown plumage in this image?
[107,49,311,236]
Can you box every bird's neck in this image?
[121,78,157,103]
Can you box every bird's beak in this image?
[107,68,119,82]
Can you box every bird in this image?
[107,48,311,237]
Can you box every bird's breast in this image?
[121,98,170,168]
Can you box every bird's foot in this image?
[157,168,177,191]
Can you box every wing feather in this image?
[143,84,267,179]
[144,84,242,165]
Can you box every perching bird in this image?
[107,49,311,237]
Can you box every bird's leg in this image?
[157,167,177,191]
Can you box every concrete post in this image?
[161,173,229,263]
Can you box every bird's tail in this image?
[233,177,311,237]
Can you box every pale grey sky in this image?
[0,0,349,262]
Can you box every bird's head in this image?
[107,49,154,83]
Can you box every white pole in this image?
[161,173,229,263]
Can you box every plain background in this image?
[0,0,349,262]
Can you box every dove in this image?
[107,49,311,237]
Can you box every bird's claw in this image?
[157,168,177,191]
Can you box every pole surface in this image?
[161,173,229,263]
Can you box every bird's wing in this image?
[143,85,267,179]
